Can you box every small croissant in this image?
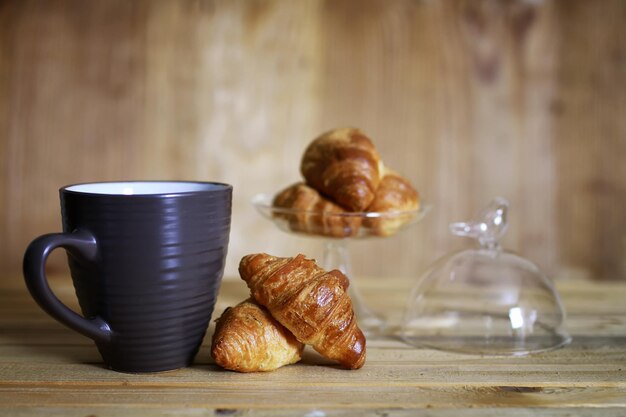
[300,128,383,212]
[239,253,366,369]
[211,299,304,372]
[273,182,362,238]
[364,170,420,236]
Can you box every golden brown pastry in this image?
[273,182,362,238]
[239,253,366,370]
[211,299,304,373]
[300,128,383,212]
[364,170,420,236]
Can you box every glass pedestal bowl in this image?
[252,193,430,336]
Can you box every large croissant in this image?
[364,170,420,236]
[211,299,304,372]
[239,253,366,369]
[300,128,383,212]
[273,182,362,238]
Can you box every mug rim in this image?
[61,180,232,197]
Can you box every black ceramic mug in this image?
[23,181,232,373]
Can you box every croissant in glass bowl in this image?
[300,128,384,212]
[272,182,362,238]
[363,170,420,237]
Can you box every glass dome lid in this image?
[401,198,571,356]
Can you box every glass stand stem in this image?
[322,240,386,335]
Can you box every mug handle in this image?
[23,230,112,345]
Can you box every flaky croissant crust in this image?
[272,182,362,238]
[239,253,366,370]
[300,128,383,212]
[211,298,304,372]
[364,170,420,236]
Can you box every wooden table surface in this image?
[0,273,624,416]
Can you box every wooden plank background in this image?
[0,0,624,281]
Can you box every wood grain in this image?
[554,0,626,281]
[0,0,625,281]
[3,409,625,417]
[0,275,625,415]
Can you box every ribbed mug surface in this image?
[60,181,232,372]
